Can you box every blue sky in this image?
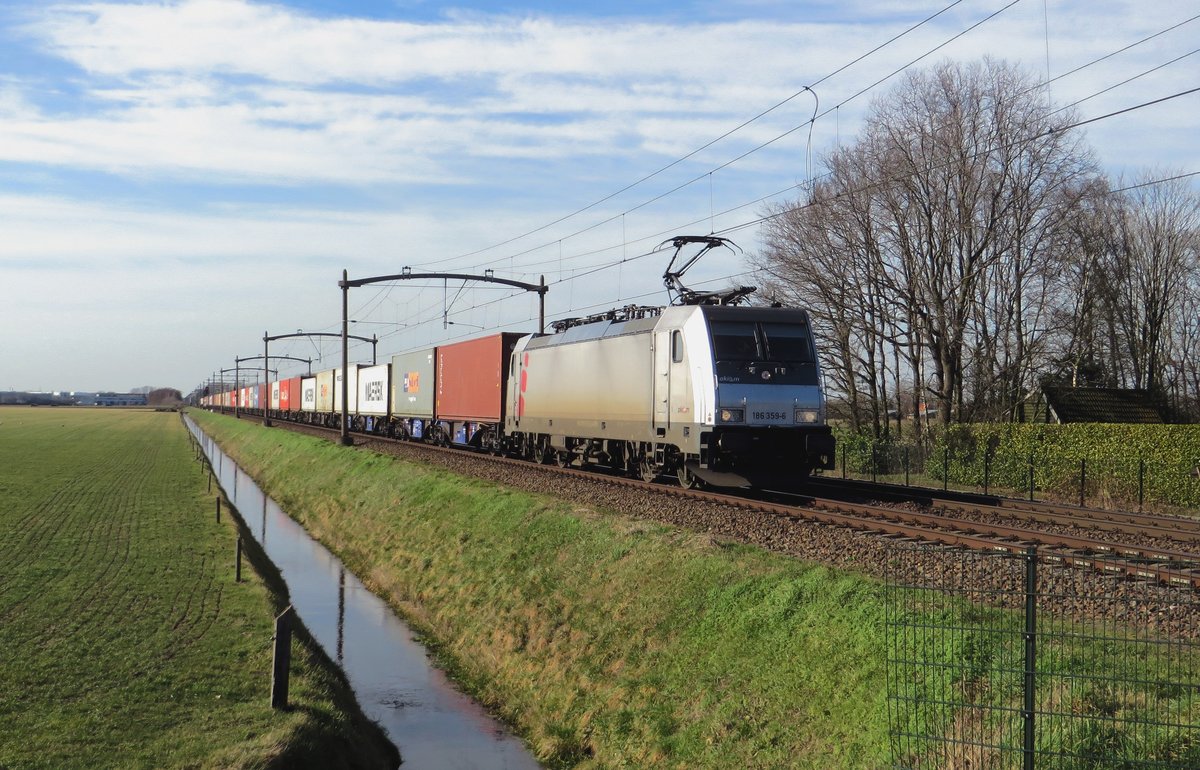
[1,0,1196,392]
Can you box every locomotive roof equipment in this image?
[658,235,756,307]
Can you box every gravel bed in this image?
[267,420,1200,640]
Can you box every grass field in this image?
[0,407,396,769]
[191,408,1200,769]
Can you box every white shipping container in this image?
[316,369,335,412]
[356,364,390,416]
[270,381,281,410]
[334,365,360,415]
[300,377,317,412]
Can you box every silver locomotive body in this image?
[504,304,834,486]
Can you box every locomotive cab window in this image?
[671,330,684,363]
[761,323,814,363]
[710,320,815,364]
[710,321,759,361]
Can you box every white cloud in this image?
[2,0,1197,391]
[7,0,1191,188]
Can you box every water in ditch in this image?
[187,417,542,770]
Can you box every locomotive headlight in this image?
[719,408,744,423]
[794,408,819,424]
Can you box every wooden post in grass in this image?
[216,497,221,523]
[271,606,294,709]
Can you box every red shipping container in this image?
[435,333,523,422]
[281,377,301,411]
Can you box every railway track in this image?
[211,410,1200,591]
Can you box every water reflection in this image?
[188,418,542,770]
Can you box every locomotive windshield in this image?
[710,320,814,363]
[760,323,814,362]
[711,321,759,360]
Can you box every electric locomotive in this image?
[504,236,835,487]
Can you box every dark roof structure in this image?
[1042,386,1165,424]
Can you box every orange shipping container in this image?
[435,333,523,422]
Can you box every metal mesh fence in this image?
[886,544,1200,769]
[832,443,1200,513]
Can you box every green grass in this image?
[190,408,1200,769]
[0,407,396,769]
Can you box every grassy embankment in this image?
[0,407,396,769]
[190,408,1200,769]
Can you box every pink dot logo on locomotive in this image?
[517,353,530,417]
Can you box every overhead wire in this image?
[349,86,1200,359]
[427,0,1030,282]
[245,165,1200,372]
[318,1,1036,343]
[254,7,1200,372]
[1049,50,1200,119]
[510,33,1200,285]
[440,0,973,265]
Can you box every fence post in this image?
[271,605,294,709]
[1023,546,1038,770]
[872,445,877,484]
[216,497,221,523]
[236,535,243,583]
[1028,454,1035,502]
[1193,459,1200,509]
[841,444,846,480]
[1079,459,1086,508]
[1138,459,1145,513]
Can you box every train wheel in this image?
[639,460,658,483]
[676,465,703,490]
[555,451,572,468]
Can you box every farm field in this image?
[0,407,395,769]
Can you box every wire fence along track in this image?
[886,545,1200,769]
[827,442,1200,515]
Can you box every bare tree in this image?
[1101,174,1200,397]
[755,58,1099,431]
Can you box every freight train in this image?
[201,238,835,487]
